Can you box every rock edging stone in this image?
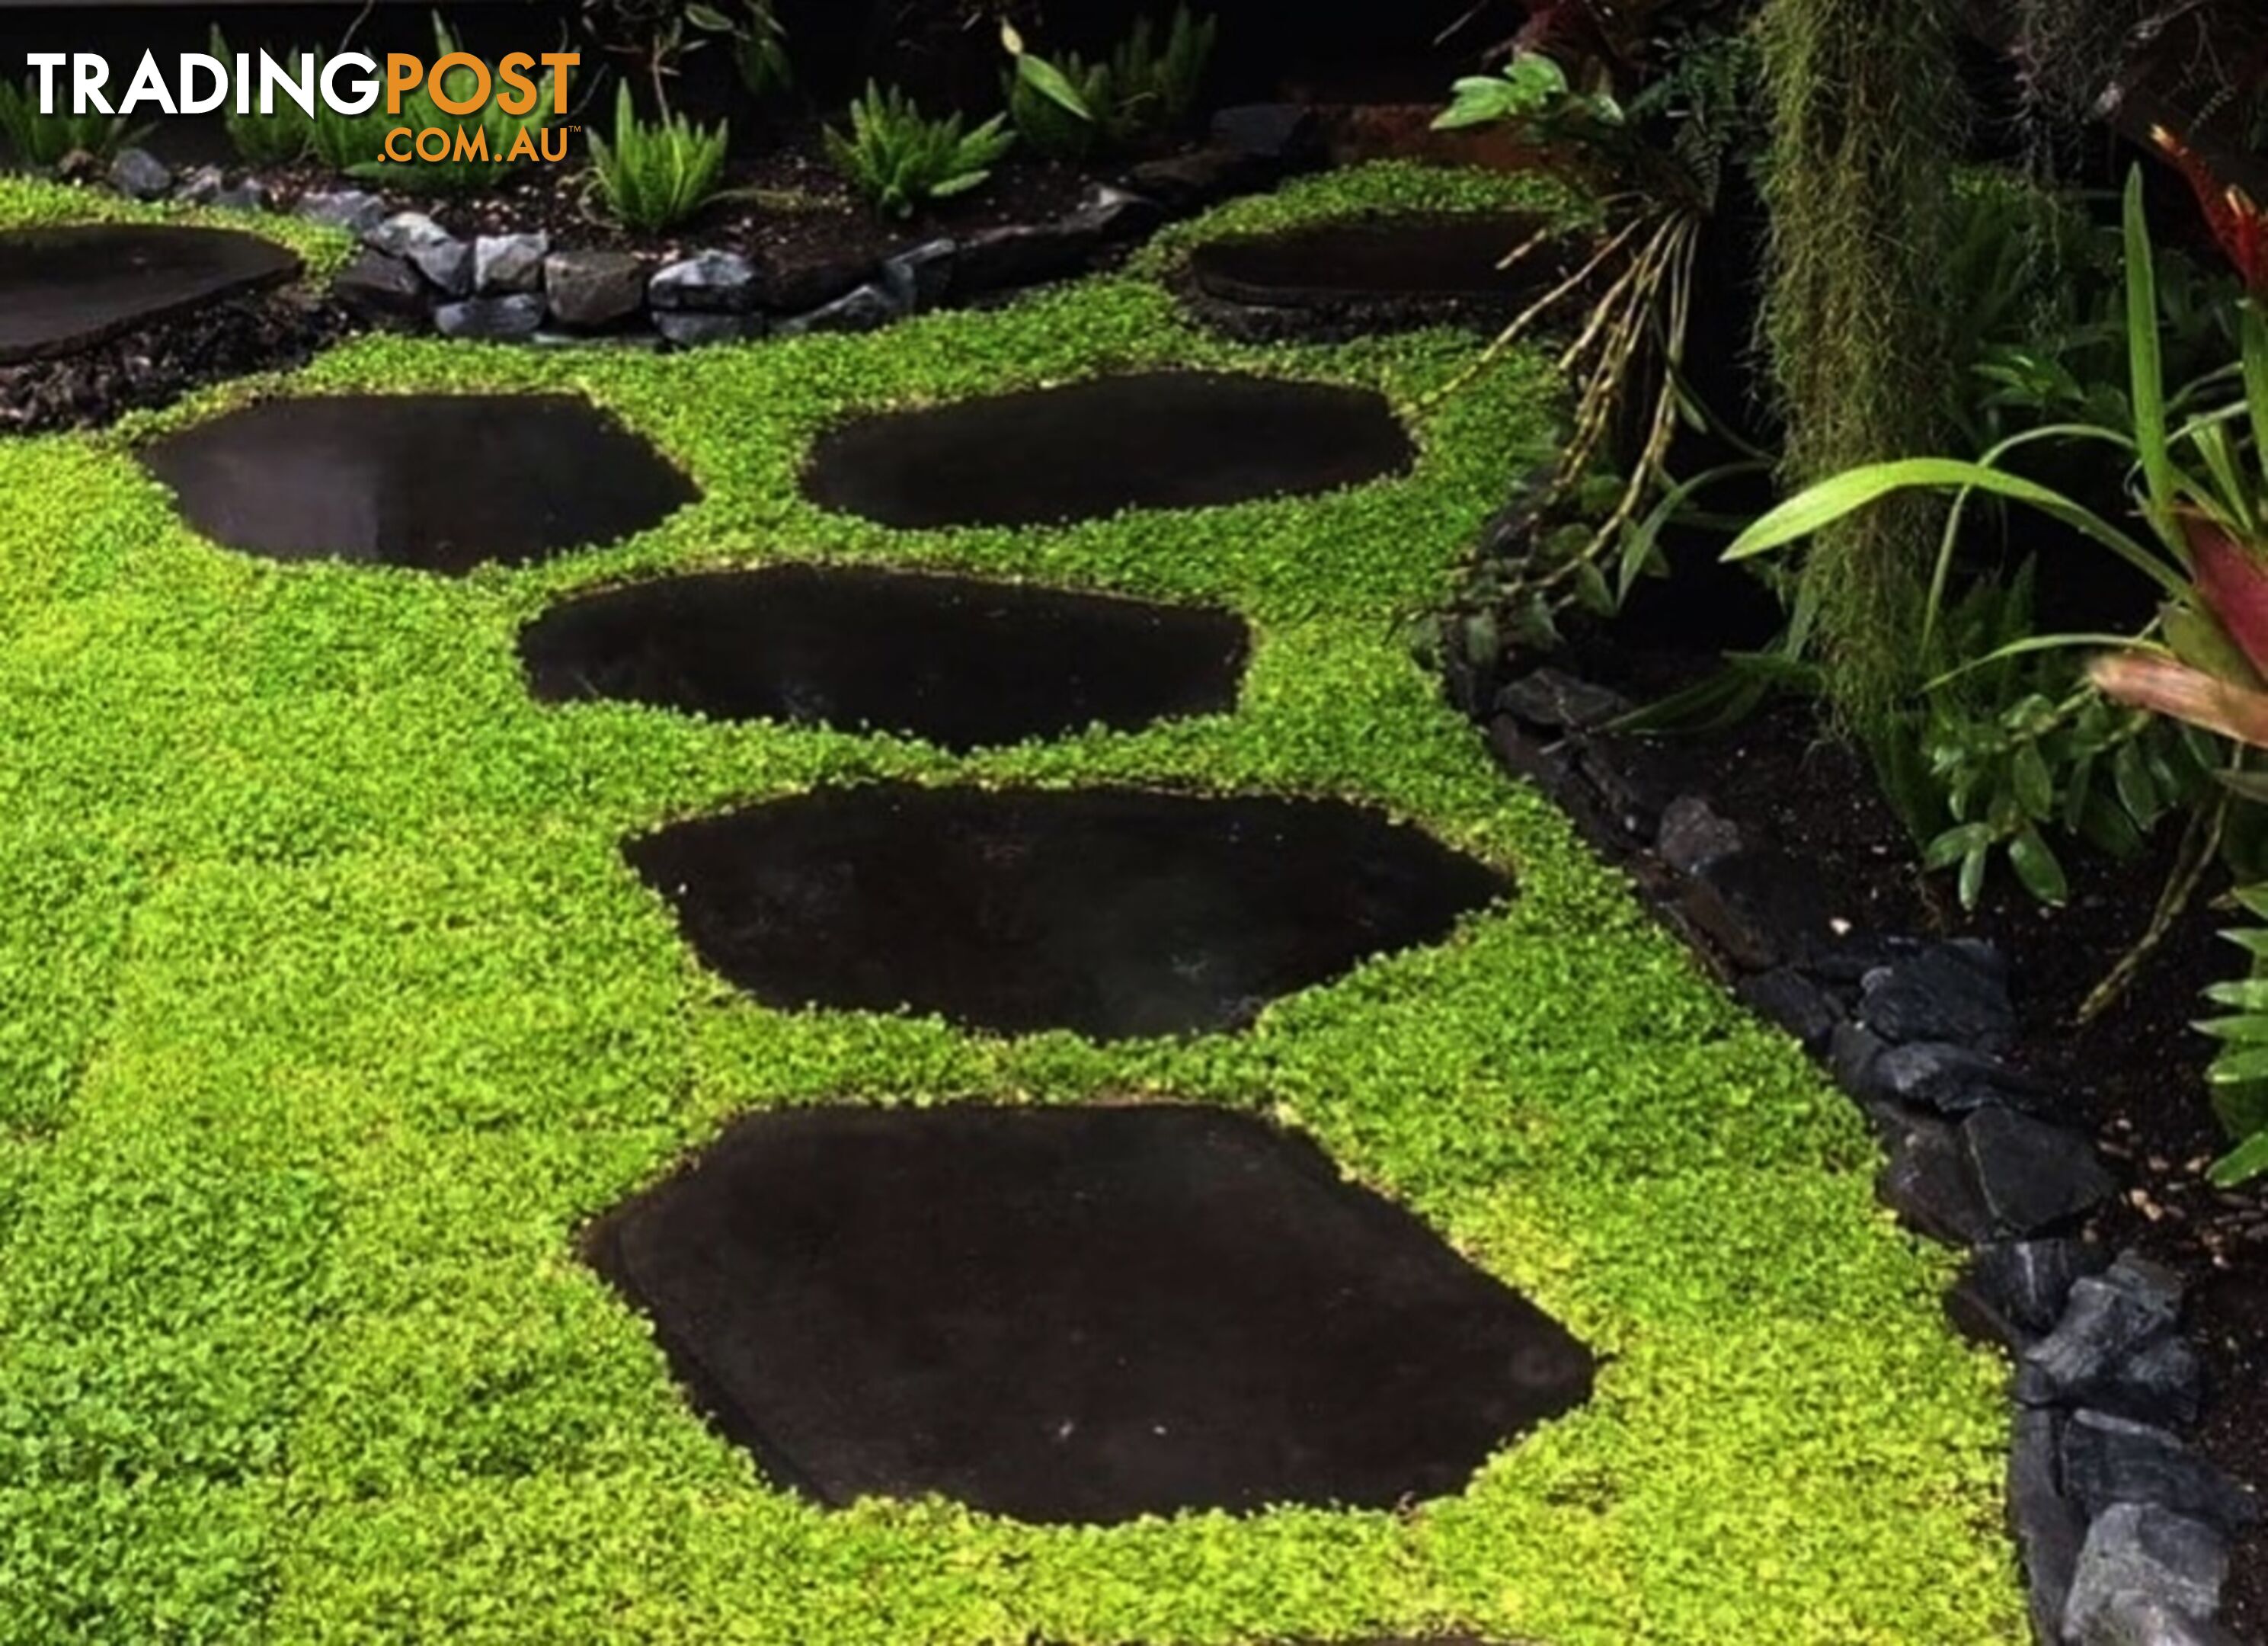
[1475,652,2257,1646]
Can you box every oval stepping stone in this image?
[801,371,1416,530]
[1187,213,1571,314]
[519,565,1249,751]
[625,783,1508,1041]
[0,224,302,365]
[585,1103,1595,1524]
[139,394,698,575]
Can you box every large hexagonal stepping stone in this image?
[139,394,698,575]
[801,372,1416,530]
[0,224,302,365]
[1186,214,1574,325]
[626,785,1507,1040]
[585,1103,1595,1523]
[519,565,1249,752]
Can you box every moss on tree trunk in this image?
[1756,0,1969,741]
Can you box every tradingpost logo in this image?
[21,46,582,168]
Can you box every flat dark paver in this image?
[586,1103,1595,1523]
[801,371,1416,530]
[139,394,699,575]
[1188,213,1571,310]
[0,224,302,365]
[519,565,1250,751]
[625,784,1509,1041]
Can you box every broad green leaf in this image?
[2197,1013,2268,1044]
[2206,976,2268,1011]
[2208,1127,2268,1186]
[1017,53,1095,121]
[2126,167,2178,543]
[2013,743,2055,821]
[1959,844,1989,909]
[1925,821,1994,870]
[1727,460,2184,597]
[2009,828,2069,905]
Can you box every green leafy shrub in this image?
[210,30,312,167]
[688,0,793,101]
[1436,53,1615,132]
[1730,167,2268,1185]
[824,82,1013,219]
[1001,36,1113,162]
[1106,5,1217,143]
[0,78,146,168]
[1000,8,1217,161]
[588,82,730,232]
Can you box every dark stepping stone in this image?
[0,224,301,365]
[139,394,697,575]
[586,1103,1595,1523]
[625,784,1508,1041]
[1188,213,1572,315]
[801,371,1415,530]
[520,565,1249,752]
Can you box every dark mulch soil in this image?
[0,223,301,365]
[520,564,1250,751]
[584,1102,1595,1524]
[1563,625,2268,1639]
[0,223,340,436]
[0,287,350,436]
[138,392,697,575]
[801,371,1417,530]
[270,120,1097,281]
[625,783,1508,1041]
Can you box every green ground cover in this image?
[0,165,2025,1644]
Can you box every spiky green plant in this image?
[824,82,1014,219]
[1109,5,1217,142]
[589,82,731,232]
[0,78,146,168]
[210,29,312,168]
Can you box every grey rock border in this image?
[92,109,1320,354]
[1473,654,2260,1644]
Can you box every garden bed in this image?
[1510,630,2268,1639]
[0,162,2025,1644]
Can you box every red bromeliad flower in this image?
[2153,123,2268,297]
[2094,516,2268,747]
[2190,515,2268,677]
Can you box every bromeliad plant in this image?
[1729,149,2268,1184]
